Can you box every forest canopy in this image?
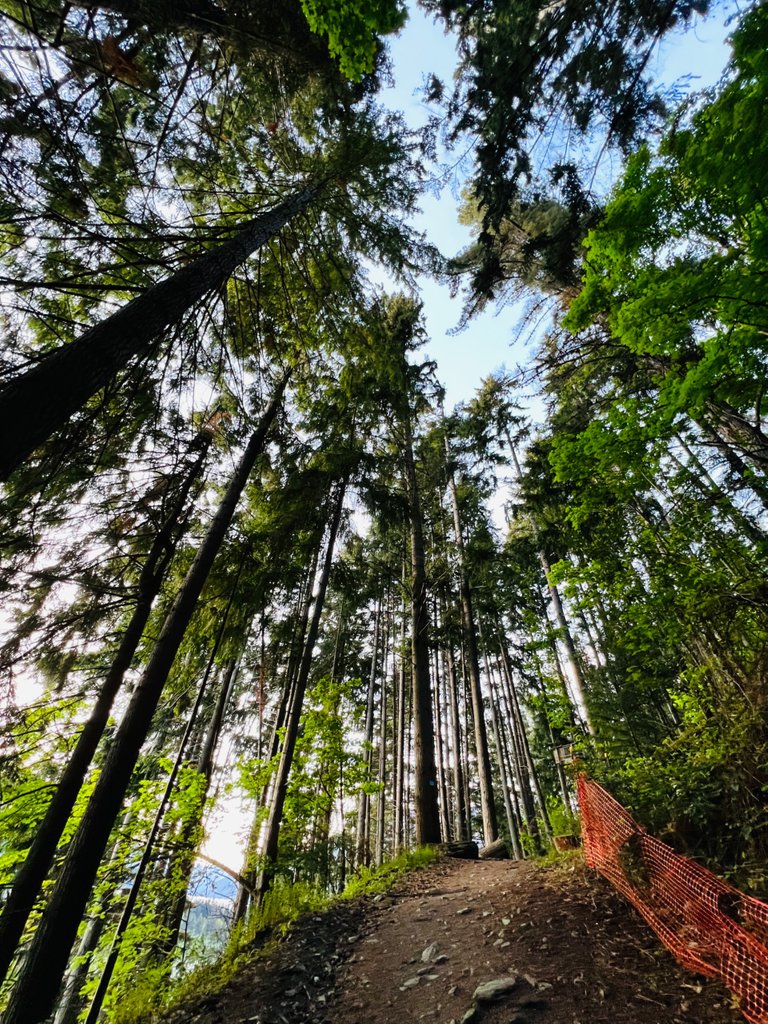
[0,3,766,1024]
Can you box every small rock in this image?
[473,977,518,1002]
[422,942,439,962]
[457,907,472,916]
[402,977,420,989]
[461,1008,480,1024]
[434,954,449,964]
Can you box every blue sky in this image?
[378,2,739,415]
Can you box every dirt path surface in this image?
[330,857,741,1024]
[162,856,744,1024]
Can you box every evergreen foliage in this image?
[0,2,766,1021]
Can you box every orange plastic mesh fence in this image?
[578,775,768,1023]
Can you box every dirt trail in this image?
[330,857,742,1024]
[164,856,744,1024]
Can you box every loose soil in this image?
[163,856,745,1024]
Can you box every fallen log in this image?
[478,838,510,860]
[441,840,479,859]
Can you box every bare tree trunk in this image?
[445,448,498,843]
[497,646,553,843]
[4,374,289,1024]
[669,435,764,543]
[403,414,441,846]
[83,637,237,1024]
[485,669,522,859]
[537,552,595,738]
[431,644,452,840]
[0,189,319,479]
[233,549,320,922]
[393,588,407,854]
[441,621,468,841]
[0,444,208,984]
[160,659,239,955]
[375,597,391,867]
[355,603,380,869]
[257,477,347,898]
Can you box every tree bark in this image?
[445,446,498,843]
[441,613,468,842]
[375,637,389,867]
[393,582,407,854]
[257,477,347,896]
[160,659,239,955]
[83,640,235,1024]
[403,414,441,846]
[0,443,208,985]
[355,603,380,869]
[0,187,318,479]
[431,642,452,841]
[4,374,289,1024]
[497,645,553,842]
[485,667,523,859]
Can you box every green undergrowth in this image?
[341,845,439,899]
[536,845,586,874]
[113,847,439,1024]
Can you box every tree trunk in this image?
[484,661,522,859]
[393,586,407,854]
[4,374,289,1024]
[0,443,209,985]
[503,427,594,738]
[232,550,319,923]
[375,597,390,868]
[694,421,768,511]
[355,603,380,869]
[257,477,346,897]
[497,645,553,843]
[161,659,239,955]
[670,434,764,543]
[431,643,452,841]
[538,552,595,738]
[83,634,236,1024]
[403,415,441,846]
[441,615,468,842]
[51,913,106,1024]
[0,188,318,479]
[446,447,498,843]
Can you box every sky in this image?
[377,2,739,416]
